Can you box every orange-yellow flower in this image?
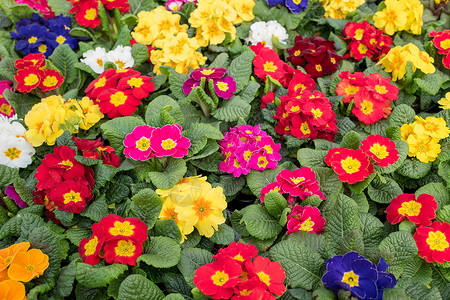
[373,0,407,35]
[0,242,30,272]
[8,249,49,282]
[0,280,26,300]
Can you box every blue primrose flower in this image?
[265,0,285,7]
[285,0,309,13]
[46,24,79,50]
[10,23,47,55]
[47,14,73,32]
[321,252,397,300]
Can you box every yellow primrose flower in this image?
[406,135,441,163]
[403,0,423,35]
[320,0,364,19]
[438,92,450,110]
[63,97,103,131]
[24,95,66,147]
[373,0,407,36]
[377,46,409,81]
[414,116,450,140]
[228,0,255,23]
[404,44,435,75]
[158,198,188,242]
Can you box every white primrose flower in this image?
[80,47,108,74]
[106,45,135,70]
[246,20,289,49]
[0,115,26,138]
[0,136,35,168]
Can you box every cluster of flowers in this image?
[0,81,14,118]
[0,115,35,169]
[14,53,63,94]
[260,167,325,202]
[400,116,450,163]
[81,46,135,74]
[124,124,190,160]
[156,176,227,242]
[73,136,121,167]
[183,68,237,99]
[79,214,148,265]
[85,68,155,118]
[68,0,129,28]
[246,20,288,50]
[335,72,399,124]
[373,0,423,36]
[188,0,255,46]
[430,30,450,69]
[218,125,281,177]
[273,73,338,141]
[319,0,364,19]
[287,35,342,79]
[342,21,393,62]
[265,0,308,14]
[325,134,399,184]
[33,145,94,214]
[24,95,103,146]
[132,7,206,74]
[15,0,54,18]
[322,252,397,300]
[287,204,326,235]
[194,242,286,299]
[10,14,78,58]
[0,242,49,300]
[378,43,435,81]
[386,193,450,263]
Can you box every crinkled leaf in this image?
[396,158,432,179]
[416,182,450,212]
[297,149,327,169]
[242,205,282,240]
[118,274,165,300]
[130,188,163,230]
[148,158,187,189]
[212,96,251,122]
[209,223,235,245]
[228,50,255,93]
[100,116,145,152]
[138,236,181,268]
[178,248,214,287]
[80,196,108,222]
[378,231,418,277]
[145,95,184,127]
[264,191,288,219]
[76,263,128,288]
[367,177,402,204]
[389,104,416,127]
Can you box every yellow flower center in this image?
[0,104,12,115]
[26,265,35,272]
[194,197,212,220]
[290,106,300,112]
[294,83,305,92]
[240,289,252,296]
[294,50,301,56]
[4,147,21,160]
[426,231,449,251]
[58,160,73,168]
[114,60,126,69]
[24,74,39,86]
[28,36,37,44]
[354,29,364,40]
[96,58,103,67]
[369,143,389,159]
[342,270,359,287]
[85,8,97,20]
[315,64,322,72]
[94,77,107,88]
[257,156,268,168]
[263,144,273,155]
[440,40,450,50]
[110,221,135,236]
[63,190,82,204]
[115,240,136,256]
[263,62,277,72]
[341,157,361,174]
[216,82,228,91]
[293,0,301,4]
[311,108,323,119]
[42,76,58,88]
[38,44,47,53]
[375,85,387,94]
[257,271,270,285]
[358,43,368,54]
[136,137,150,151]
[361,100,374,115]
[243,150,252,162]
[161,139,176,150]
[110,91,127,107]
[127,77,144,88]
[300,121,310,134]
[233,254,244,262]
[345,85,359,95]
[290,177,305,185]
[84,236,99,256]
[331,57,336,64]
[211,271,229,286]
[56,36,66,44]
[201,69,214,75]
[300,217,315,232]
[397,200,421,216]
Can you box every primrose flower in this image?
[8,249,49,282]
[414,221,450,263]
[165,0,184,11]
[386,193,437,226]
[99,214,148,243]
[80,47,108,74]
[413,116,450,140]
[149,124,191,158]
[360,134,399,167]
[0,280,26,300]
[319,0,364,19]
[0,135,35,169]
[0,81,14,118]
[439,92,450,110]
[0,242,30,272]
[124,125,156,160]
[106,45,135,70]
[430,30,450,69]
[103,239,143,266]
[374,0,423,35]
[48,180,93,213]
[287,205,326,235]
[213,76,237,99]
[246,20,288,49]
[4,185,28,208]
[79,223,104,265]
[213,242,258,266]
[245,256,286,295]
[325,148,374,184]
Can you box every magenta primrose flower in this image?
[165,0,184,11]
[286,204,326,235]
[0,81,14,118]
[213,76,237,99]
[182,68,236,99]
[124,125,156,161]
[149,124,191,158]
[190,68,227,81]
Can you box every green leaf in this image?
[80,196,108,222]
[162,273,192,298]
[0,164,19,188]
[239,81,260,103]
[436,205,450,223]
[231,209,249,237]
[208,53,229,69]
[212,96,251,122]
[339,131,360,149]
[100,116,145,152]
[416,182,450,211]
[49,44,78,87]
[375,140,409,174]
[367,177,402,204]
[76,263,128,288]
[189,152,222,173]
[160,66,189,101]
[228,50,255,93]
[182,122,223,156]
[3,89,40,120]
[405,283,443,300]
[242,205,282,240]
[148,158,187,189]
[164,294,185,300]
[396,158,432,179]
[264,191,288,219]
[378,231,418,277]
[138,236,181,268]
[53,258,78,298]
[340,229,365,255]
[215,175,245,197]
[92,164,118,193]
[20,214,45,238]
[0,57,15,80]
[209,224,235,245]
[348,173,376,194]
[297,149,327,169]
[314,167,343,199]
[75,62,98,78]
[358,213,384,257]
[288,231,328,259]
[178,248,214,287]
[145,95,184,127]
[69,27,94,40]
[415,72,445,95]
[389,104,416,127]
[269,239,323,290]
[323,194,360,256]
[130,188,163,230]
[118,274,165,300]
[312,287,337,300]
[402,256,433,286]
[65,228,92,246]
[154,219,182,243]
